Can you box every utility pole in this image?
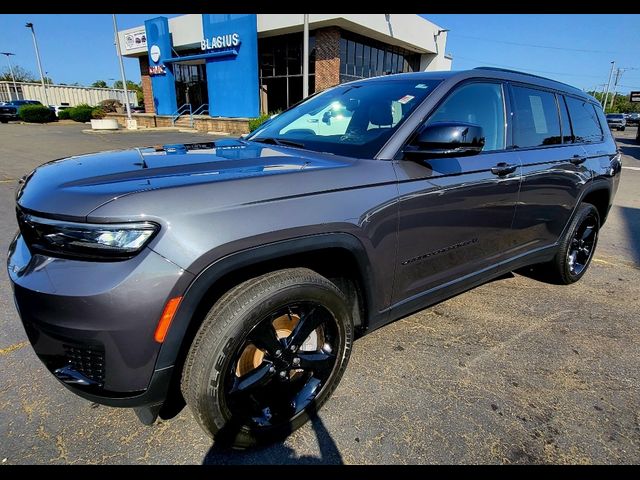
[602,61,615,111]
[609,68,623,111]
[112,14,134,128]
[25,22,49,106]
[0,52,19,100]
[302,14,309,99]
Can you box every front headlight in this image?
[17,212,159,261]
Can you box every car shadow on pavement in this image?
[616,137,639,160]
[202,407,344,465]
[619,206,640,266]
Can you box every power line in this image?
[453,33,626,55]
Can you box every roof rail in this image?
[473,66,578,90]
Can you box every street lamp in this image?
[25,22,49,106]
[111,14,133,124]
[0,52,19,100]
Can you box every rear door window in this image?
[565,96,604,143]
[511,85,562,147]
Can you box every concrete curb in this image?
[81,127,184,134]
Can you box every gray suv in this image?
[8,68,621,448]
[606,113,626,131]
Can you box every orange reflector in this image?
[154,296,182,343]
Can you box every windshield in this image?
[248,79,442,158]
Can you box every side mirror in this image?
[404,122,485,158]
[322,111,332,125]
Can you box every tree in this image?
[43,76,53,85]
[588,91,640,114]
[113,80,144,104]
[0,65,36,82]
[92,80,108,88]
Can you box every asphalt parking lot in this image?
[0,122,639,464]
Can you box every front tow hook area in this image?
[54,366,100,387]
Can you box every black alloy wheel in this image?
[540,202,600,285]
[566,211,598,277]
[224,301,339,429]
[181,268,353,448]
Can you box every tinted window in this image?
[427,82,506,151]
[559,96,573,143]
[565,96,603,143]
[512,86,561,147]
[249,79,441,158]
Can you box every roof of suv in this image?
[350,67,593,103]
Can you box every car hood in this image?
[16,139,351,219]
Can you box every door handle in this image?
[570,155,587,165]
[490,163,517,176]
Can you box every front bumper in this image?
[7,232,194,407]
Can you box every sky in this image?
[0,14,638,94]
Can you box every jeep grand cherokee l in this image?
[7,68,621,448]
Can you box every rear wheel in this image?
[543,203,600,285]
[181,268,353,448]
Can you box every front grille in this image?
[62,344,105,386]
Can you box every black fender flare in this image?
[557,178,612,242]
[155,232,374,369]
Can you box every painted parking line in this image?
[0,341,28,356]
[622,166,640,171]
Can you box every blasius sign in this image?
[201,33,240,51]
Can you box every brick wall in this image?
[139,57,155,114]
[314,27,341,92]
[107,113,250,135]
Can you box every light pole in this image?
[0,52,19,100]
[25,22,49,106]
[112,14,133,124]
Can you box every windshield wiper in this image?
[252,137,306,149]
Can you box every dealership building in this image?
[117,14,451,131]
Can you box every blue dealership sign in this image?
[202,14,260,118]
[144,17,177,116]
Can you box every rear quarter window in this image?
[565,96,604,143]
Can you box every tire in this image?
[621,127,626,131]
[544,202,600,285]
[0,120,7,124]
[181,267,353,449]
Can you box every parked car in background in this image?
[606,113,626,131]
[8,68,622,448]
[131,104,145,113]
[0,100,43,123]
[52,104,71,117]
[626,112,640,126]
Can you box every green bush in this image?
[91,107,106,119]
[68,104,94,123]
[18,105,56,123]
[248,113,273,132]
[57,109,71,120]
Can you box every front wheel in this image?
[181,268,353,448]
[543,203,600,285]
